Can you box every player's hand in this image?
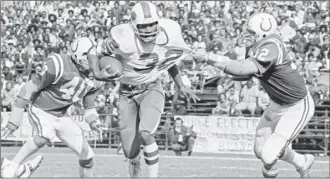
[178,86,200,103]
[190,49,208,63]
[1,122,19,139]
[95,65,122,82]
[89,120,106,142]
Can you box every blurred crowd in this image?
[1,1,330,119]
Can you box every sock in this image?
[79,166,93,177]
[280,147,305,168]
[143,142,159,178]
[12,137,40,166]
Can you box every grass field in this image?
[1,147,329,177]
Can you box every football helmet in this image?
[130,2,160,42]
[71,37,95,77]
[238,12,278,47]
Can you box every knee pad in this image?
[79,158,94,169]
[261,133,288,165]
[139,130,154,146]
[33,135,48,147]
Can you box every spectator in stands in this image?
[1,81,15,112]
[12,75,25,98]
[255,86,270,116]
[235,80,259,116]
[3,67,14,81]
[170,118,197,156]
[212,93,229,115]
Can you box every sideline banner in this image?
[1,112,98,142]
[174,115,260,154]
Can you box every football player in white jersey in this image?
[88,1,199,178]
[192,12,315,178]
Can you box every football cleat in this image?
[262,165,279,178]
[16,155,43,178]
[296,154,314,178]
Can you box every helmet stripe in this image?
[141,2,151,18]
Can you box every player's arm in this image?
[82,87,105,141]
[4,57,57,132]
[206,43,278,77]
[82,87,103,125]
[88,34,121,82]
[168,65,185,90]
[167,65,200,102]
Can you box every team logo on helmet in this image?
[260,18,272,32]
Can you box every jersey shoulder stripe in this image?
[259,37,283,65]
[47,54,64,84]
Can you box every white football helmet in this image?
[130,1,160,42]
[71,37,95,76]
[238,12,278,47]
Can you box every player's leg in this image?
[139,89,165,177]
[56,117,95,177]
[253,106,280,178]
[15,155,43,178]
[2,106,56,177]
[117,95,141,177]
[261,95,315,177]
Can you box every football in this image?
[99,56,123,74]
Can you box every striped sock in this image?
[143,142,159,177]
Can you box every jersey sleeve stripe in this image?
[52,54,64,84]
[265,38,283,65]
[49,55,60,82]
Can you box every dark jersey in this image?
[30,53,103,117]
[248,34,307,105]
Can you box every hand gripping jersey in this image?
[248,34,307,105]
[30,54,103,117]
[95,19,192,85]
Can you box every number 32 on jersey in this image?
[134,49,184,73]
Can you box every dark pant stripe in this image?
[145,158,159,165]
[143,150,159,158]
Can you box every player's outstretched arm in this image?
[192,49,259,76]
[168,65,200,103]
[82,87,105,141]
[1,56,58,139]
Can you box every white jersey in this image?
[95,19,192,85]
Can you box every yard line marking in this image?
[2,152,329,164]
[211,166,325,172]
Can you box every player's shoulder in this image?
[110,24,134,42]
[45,53,76,80]
[256,34,283,50]
[44,53,65,75]
[159,19,181,29]
[159,19,181,34]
